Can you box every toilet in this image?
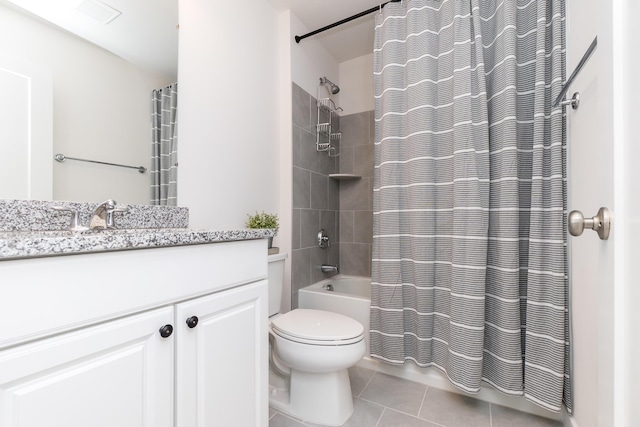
[267,253,366,426]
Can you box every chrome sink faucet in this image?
[89,199,129,230]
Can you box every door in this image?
[0,307,174,427]
[0,57,52,200]
[566,1,616,426]
[175,281,268,427]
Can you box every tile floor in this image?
[269,366,563,427]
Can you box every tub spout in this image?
[321,264,339,273]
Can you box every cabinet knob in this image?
[159,324,173,338]
[186,316,199,328]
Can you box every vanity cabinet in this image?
[0,239,268,427]
[176,280,267,427]
[0,307,174,427]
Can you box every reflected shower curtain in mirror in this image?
[370,0,570,412]
[151,83,178,206]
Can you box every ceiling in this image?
[1,0,179,80]
[1,0,384,80]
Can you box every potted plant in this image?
[246,211,279,249]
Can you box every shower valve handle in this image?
[318,229,330,248]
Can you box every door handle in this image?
[568,207,611,240]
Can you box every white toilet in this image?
[267,253,366,426]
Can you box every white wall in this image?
[290,13,339,101]
[339,53,374,115]
[177,0,282,229]
[276,9,293,312]
[0,4,171,205]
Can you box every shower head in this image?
[319,77,340,95]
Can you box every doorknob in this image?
[568,207,611,240]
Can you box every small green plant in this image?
[246,211,279,232]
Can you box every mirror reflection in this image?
[0,0,178,205]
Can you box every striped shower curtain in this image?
[151,83,178,206]
[370,0,570,412]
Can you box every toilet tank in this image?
[267,253,288,316]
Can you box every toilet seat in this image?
[271,309,364,346]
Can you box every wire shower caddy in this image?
[316,95,341,157]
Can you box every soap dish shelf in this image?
[328,174,361,181]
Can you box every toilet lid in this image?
[271,309,364,345]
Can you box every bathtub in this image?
[297,275,561,421]
[298,275,371,355]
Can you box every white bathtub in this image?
[297,275,560,421]
[298,275,371,355]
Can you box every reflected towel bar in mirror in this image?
[54,153,147,173]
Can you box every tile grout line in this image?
[373,407,386,427]
[357,370,377,398]
[489,402,493,427]
[415,383,430,418]
[357,395,446,427]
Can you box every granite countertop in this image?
[0,228,276,260]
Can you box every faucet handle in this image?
[52,206,89,232]
[106,205,129,229]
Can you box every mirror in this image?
[0,0,178,205]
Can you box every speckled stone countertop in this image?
[0,199,189,231]
[0,228,275,260]
[0,199,275,260]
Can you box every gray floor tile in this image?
[360,372,427,416]
[270,413,307,427]
[418,387,490,427]
[304,398,385,427]
[348,366,375,397]
[377,408,442,427]
[491,404,562,427]
[342,398,385,427]
[269,371,564,427]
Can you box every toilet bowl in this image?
[267,254,366,426]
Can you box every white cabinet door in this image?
[175,280,268,427]
[0,307,174,427]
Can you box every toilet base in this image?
[269,368,354,426]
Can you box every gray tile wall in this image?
[291,83,340,308]
[290,83,375,307]
[339,111,374,277]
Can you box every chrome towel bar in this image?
[54,153,147,173]
[553,36,597,108]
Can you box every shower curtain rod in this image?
[295,0,401,44]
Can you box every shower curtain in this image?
[151,83,178,206]
[370,0,570,412]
